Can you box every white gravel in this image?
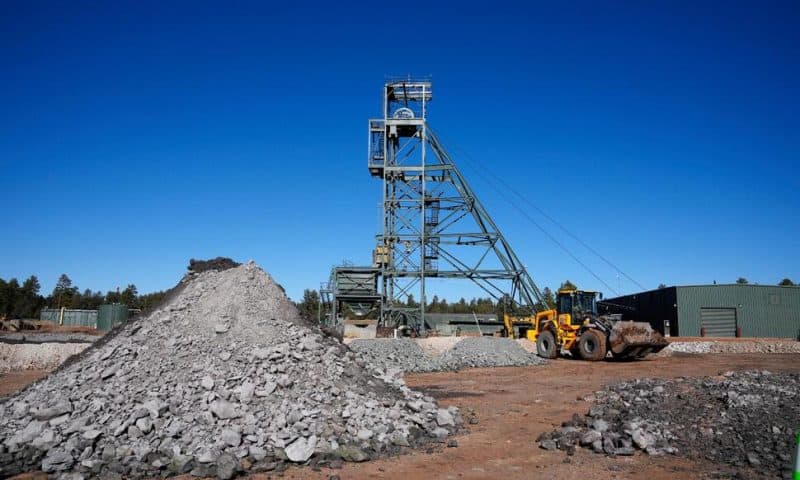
[0,343,89,373]
[416,337,462,357]
[657,340,800,356]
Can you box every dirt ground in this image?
[35,323,99,334]
[0,370,49,397]
[2,354,799,479]
[275,353,800,480]
[0,325,102,336]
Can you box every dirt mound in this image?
[0,263,461,479]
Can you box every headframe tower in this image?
[367,78,545,332]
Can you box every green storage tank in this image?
[97,304,129,331]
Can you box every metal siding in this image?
[700,308,737,337]
[677,285,800,338]
[423,313,504,336]
[600,287,678,336]
[96,304,129,331]
[335,272,378,296]
[39,309,98,328]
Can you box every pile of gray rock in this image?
[0,262,462,479]
[348,339,438,373]
[538,370,799,479]
[437,337,546,370]
[350,337,546,373]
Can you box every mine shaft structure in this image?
[361,78,545,332]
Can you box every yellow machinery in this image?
[504,288,667,361]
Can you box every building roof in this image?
[607,283,800,299]
[676,284,799,289]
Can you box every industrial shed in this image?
[600,285,800,339]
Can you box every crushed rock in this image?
[538,370,799,480]
[0,261,462,479]
[658,340,800,356]
[515,338,537,354]
[437,337,546,369]
[349,339,437,373]
[416,337,462,357]
[350,336,546,373]
[0,343,90,373]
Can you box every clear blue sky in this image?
[1,1,798,301]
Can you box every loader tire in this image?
[577,329,607,361]
[537,330,558,359]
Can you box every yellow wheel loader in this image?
[503,288,667,361]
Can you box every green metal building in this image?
[40,305,131,331]
[96,304,130,331]
[601,285,800,339]
[40,308,98,328]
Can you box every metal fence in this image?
[40,308,98,328]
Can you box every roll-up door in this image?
[700,308,737,337]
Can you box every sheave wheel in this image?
[536,330,558,359]
[577,329,607,361]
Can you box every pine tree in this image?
[120,284,139,308]
[52,274,78,307]
[296,289,321,322]
[559,280,577,290]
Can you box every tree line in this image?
[295,281,574,322]
[0,273,167,320]
[295,277,798,322]
[736,277,795,286]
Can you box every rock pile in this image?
[538,370,799,479]
[0,343,91,374]
[658,340,800,356]
[0,262,462,479]
[349,339,437,373]
[350,337,546,373]
[437,337,545,370]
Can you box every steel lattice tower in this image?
[368,79,545,332]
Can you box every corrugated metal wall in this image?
[40,309,97,328]
[600,288,678,336]
[677,285,800,338]
[424,313,504,335]
[96,304,129,331]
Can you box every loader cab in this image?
[556,289,598,325]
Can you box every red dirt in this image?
[0,370,49,397]
[0,320,103,335]
[32,323,103,335]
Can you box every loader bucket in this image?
[608,321,668,359]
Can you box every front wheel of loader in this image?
[577,329,607,361]
[537,330,558,359]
